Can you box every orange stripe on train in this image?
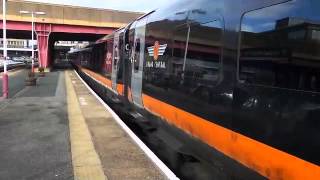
[81,67,124,95]
[142,94,320,180]
[80,67,320,180]
[82,68,112,87]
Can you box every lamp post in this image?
[2,0,8,99]
[19,10,45,73]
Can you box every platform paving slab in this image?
[0,71,73,180]
[65,70,106,180]
[67,70,168,180]
[0,69,168,180]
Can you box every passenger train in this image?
[71,0,320,179]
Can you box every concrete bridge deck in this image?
[0,0,144,68]
[1,0,143,28]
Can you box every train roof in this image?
[96,26,127,44]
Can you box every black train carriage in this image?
[72,0,320,179]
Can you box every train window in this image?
[92,44,105,73]
[117,33,124,82]
[185,20,222,87]
[173,25,189,79]
[239,0,320,92]
[172,19,222,99]
[134,39,140,72]
[104,40,113,78]
[113,44,119,71]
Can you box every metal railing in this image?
[0,44,34,49]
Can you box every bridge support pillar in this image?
[36,23,52,68]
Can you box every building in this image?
[0,38,36,59]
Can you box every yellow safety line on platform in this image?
[65,71,107,180]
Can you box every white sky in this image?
[27,0,176,12]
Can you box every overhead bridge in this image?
[0,0,143,68]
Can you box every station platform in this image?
[0,70,169,180]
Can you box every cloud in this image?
[27,0,176,12]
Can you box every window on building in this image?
[239,1,320,92]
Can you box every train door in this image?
[127,22,136,102]
[130,17,148,107]
[122,26,131,100]
[111,31,120,93]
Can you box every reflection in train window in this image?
[113,44,119,71]
[117,34,124,82]
[134,39,140,72]
[311,30,320,41]
[172,25,188,79]
[104,40,113,78]
[172,20,222,100]
[239,1,320,92]
[185,21,222,86]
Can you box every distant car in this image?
[13,57,24,62]
[24,58,32,64]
